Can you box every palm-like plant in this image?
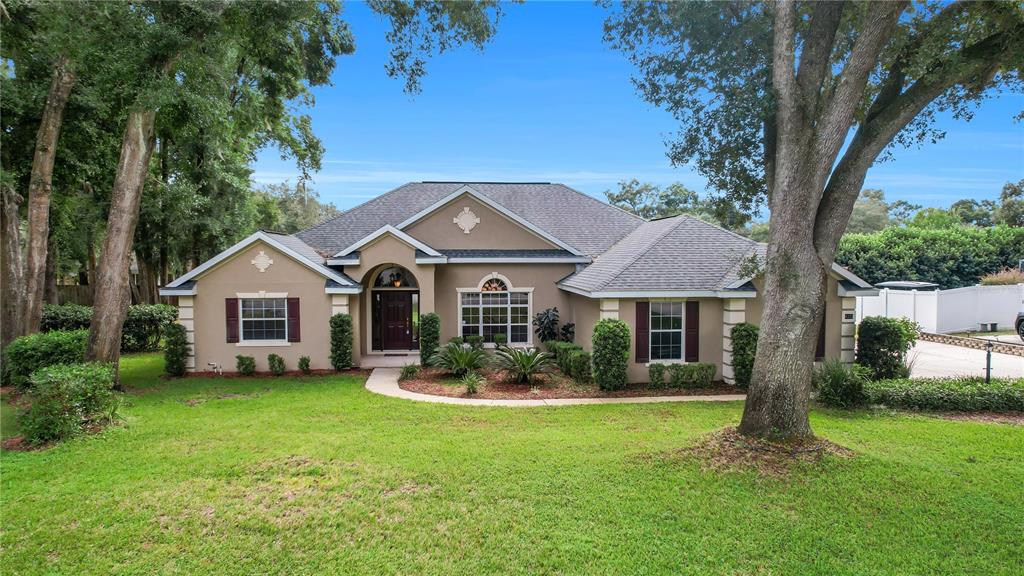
[429,342,488,377]
[493,346,554,385]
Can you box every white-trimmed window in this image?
[650,301,683,360]
[460,278,530,343]
[241,298,287,341]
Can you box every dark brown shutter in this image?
[226,298,239,343]
[287,297,300,342]
[685,301,699,362]
[815,306,826,360]
[635,301,650,363]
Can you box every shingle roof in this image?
[439,249,579,258]
[295,182,643,257]
[559,215,765,293]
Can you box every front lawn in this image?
[2,354,1021,575]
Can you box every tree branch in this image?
[795,1,843,119]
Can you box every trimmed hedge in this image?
[419,313,440,366]
[668,363,716,388]
[330,313,353,370]
[20,362,118,445]
[268,354,285,376]
[836,225,1024,289]
[3,329,88,388]
[163,323,190,377]
[648,364,667,389]
[856,316,918,380]
[236,355,256,376]
[568,350,592,384]
[865,377,1024,412]
[592,319,629,391]
[730,323,759,388]
[547,341,583,374]
[40,303,177,352]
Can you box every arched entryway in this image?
[369,265,420,351]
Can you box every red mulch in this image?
[399,367,745,400]
[1,436,31,452]
[184,368,372,379]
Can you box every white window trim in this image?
[456,274,534,346]
[649,300,685,362]
[237,296,289,346]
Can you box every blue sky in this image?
[253,1,1024,214]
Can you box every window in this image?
[373,266,417,288]
[650,301,683,360]
[460,286,530,344]
[241,298,287,341]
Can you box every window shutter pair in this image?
[224,297,300,343]
[634,301,699,363]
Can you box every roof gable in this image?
[332,225,443,258]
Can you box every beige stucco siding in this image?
[404,194,560,250]
[433,263,576,344]
[190,240,335,372]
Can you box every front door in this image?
[381,292,413,350]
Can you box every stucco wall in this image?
[404,194,559,250]
[433,263,576,344]
[191,240,334,372]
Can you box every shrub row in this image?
[865,377,1024,412]
[40,303,177,352]
[19,362,119,445]
[3,329,89,388]
[546,341,582,373]
[648,362,716,389]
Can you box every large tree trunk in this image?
[86,109,157,366]
[1,185,25,349]
[44,235,59,305]
[23,55,76,334]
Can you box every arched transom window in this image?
[373,266,418,288]
[481,278,507,292]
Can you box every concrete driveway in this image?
[909,340,1024,379]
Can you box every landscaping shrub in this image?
[448,336,464,345]
[836,225,1024,288]
[399,363,419,381]
[329,313,353,370]
[813,359,872,409]
[298,356,311,374]
[559,322,575,343]
[3,329,88,388]
[532,307,560,342]
[163,323,190,377]
[429,342,487,377]
[419,313,440,365]
[39,303,178,352]
[267,354,285,376]
[592,319,629,391]
[546,341,582,374]
[568,350,592,384]
[236,355,256,376]
[731,323,759,389]
[19,362,118,445]
[667,363,716,389]
[493,346,554,384]
[492,333,508,348]
[648,363,667,389]
[856,316,918,380]
[979,267,1024,285]
[865,377,1024,412]
[461,371,484,394]
[466,335,485,350]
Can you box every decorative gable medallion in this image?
[453,207,480,234]
[251,250,274,273]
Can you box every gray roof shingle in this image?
[559,215,764,293]
[295,182,643,257]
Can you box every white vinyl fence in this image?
[856,284,1024,334]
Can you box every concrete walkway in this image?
[365,368,747,407]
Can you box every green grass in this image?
[0,391,18,440]
[2,353,1022,575]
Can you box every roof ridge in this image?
[594,216,690,291]
[554,183,646,224]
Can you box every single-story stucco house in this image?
[160,182,876,383]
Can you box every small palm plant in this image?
[429,342,488,377]
[493,346,554,385]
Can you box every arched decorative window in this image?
[481,278,508,292]
[373,266,418,288]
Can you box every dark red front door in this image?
[382,292,413,350]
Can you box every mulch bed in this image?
[399,367,745,400]
[659,427,856,477]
